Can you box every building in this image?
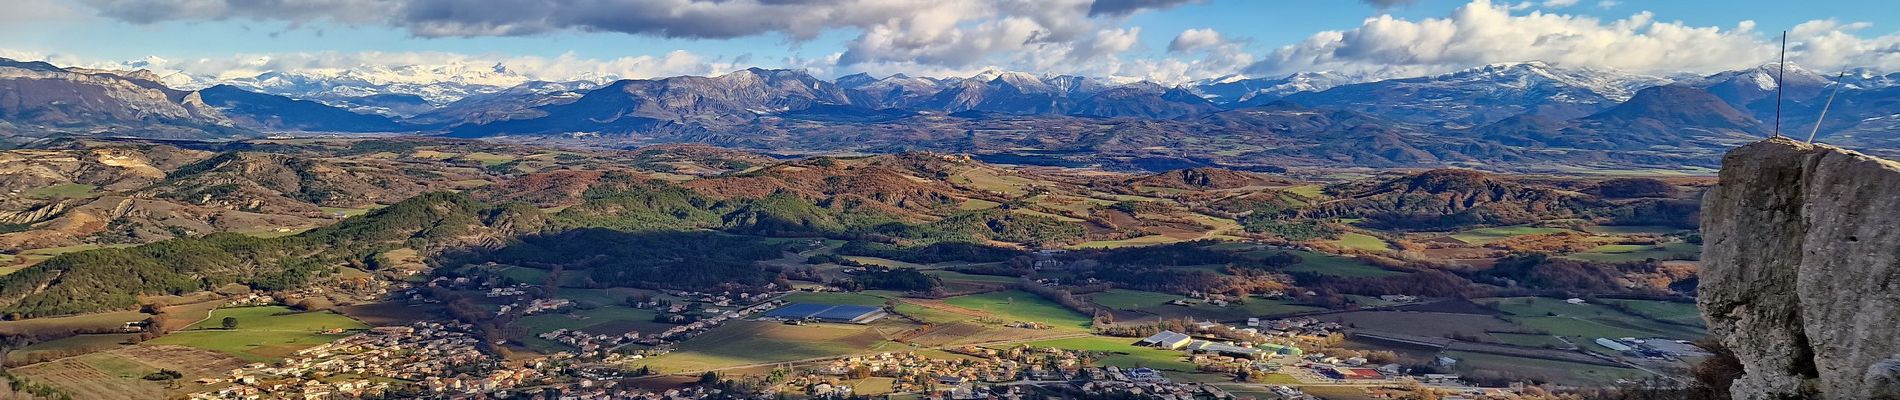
[763,303,887,324]
[1324,367,1383,380]
[1124,367,1166,381]
[1596,339,1641,350]
[1138,331,1193,349]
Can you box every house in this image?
[1124,367,1165,381]
[1139,331,1193,349]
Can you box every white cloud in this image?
[1541,0,1578,8]
[1248,0,1785,77]
[1169,28,1226,53]
[3,49,733,89]
[1596,0,1620,9]
[0,0,79,25]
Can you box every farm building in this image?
[764,303,887,324]
[1595,338,1635,352]
[1324,367,1383,380]
[1138,331,1193,349]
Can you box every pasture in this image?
[1562,243,1700,263]
[1450,226,1572,245]
[143,306,367,362]
[1329,233,1391,251]
[941,290,1091,330]
[1283,251,1406,278]
[637,320,911,373]
[1016,336,1195,372]
[1444,350,1649,386]
[24,183,95,199]
[1479,297,1705,353]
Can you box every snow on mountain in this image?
[1275,62,1673,127]
[1191,70,1390,104]
[197,62,621,109]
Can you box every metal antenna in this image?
[1808,69,1849,143]
[1774,31,1787,138]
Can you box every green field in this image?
[1444,350,1649,386]
[458,152,517,166]
[780,291,896,307]
[1450,226,1572,244]
[25,183,96,199]
[4,334,138,363]
[1283,251,1406,278]
[1489,332,1572,349]
[1017,336,1196,371]
[1282,185,1326,199]
[1562,242,1700,263]
[923,270,1020,283]
[1329,233,1391,251]
[1480,297,1705,353]
[942,290,1091,330]
[890,302,972,324]
[1070,234,1183,249]
[144,306,367,362]
[1582,225,1688,235]
[517,306,665,352]
[318,207,373,217]
[638,320,909,373]
[1090,289,1181,310]
[1603,299,1705,327]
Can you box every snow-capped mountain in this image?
[203,62,621,111]
[1278,62,1674,127]
[836,73,951,109]
[1191,70,1387,104]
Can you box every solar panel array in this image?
[765,303,882,322]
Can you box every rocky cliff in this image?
[1700,137,1900,400]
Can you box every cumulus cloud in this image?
[0,0,80,24]
[73,0,1196,81]
[5,48,733,89]
[1087,0,1199,17]
[1168,28,1226,53]
[1248,0,1784,77]
[1361,0,1416,9]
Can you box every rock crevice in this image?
[1700,137,1900,399]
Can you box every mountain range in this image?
[5,57,1899,170]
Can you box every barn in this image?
[764,303,887,324]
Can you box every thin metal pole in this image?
[1774,31,1787,138]
[1809,69,1849,143]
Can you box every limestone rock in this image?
[1700,137,1900,400]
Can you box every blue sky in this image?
[4,0,1899,84]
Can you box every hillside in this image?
[0,192,547,317]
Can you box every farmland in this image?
[1329,232,1391,251]
[1015,336,1195,372]
[143,306,368,362]
[941,290,1092,330]
[1449,226,1572,245]
[1283,251,1406,278]
[636,320,912,373]
[1562,242,1700,263]
[1479,297,1705,353]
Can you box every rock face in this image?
[1700,137,1900,400]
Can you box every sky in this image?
[4,0,1900,86]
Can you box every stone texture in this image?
[1701,137,1900,400]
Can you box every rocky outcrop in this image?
[1700,137,1900,400]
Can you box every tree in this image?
[698,371,722,385]
[221,316,238,330]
